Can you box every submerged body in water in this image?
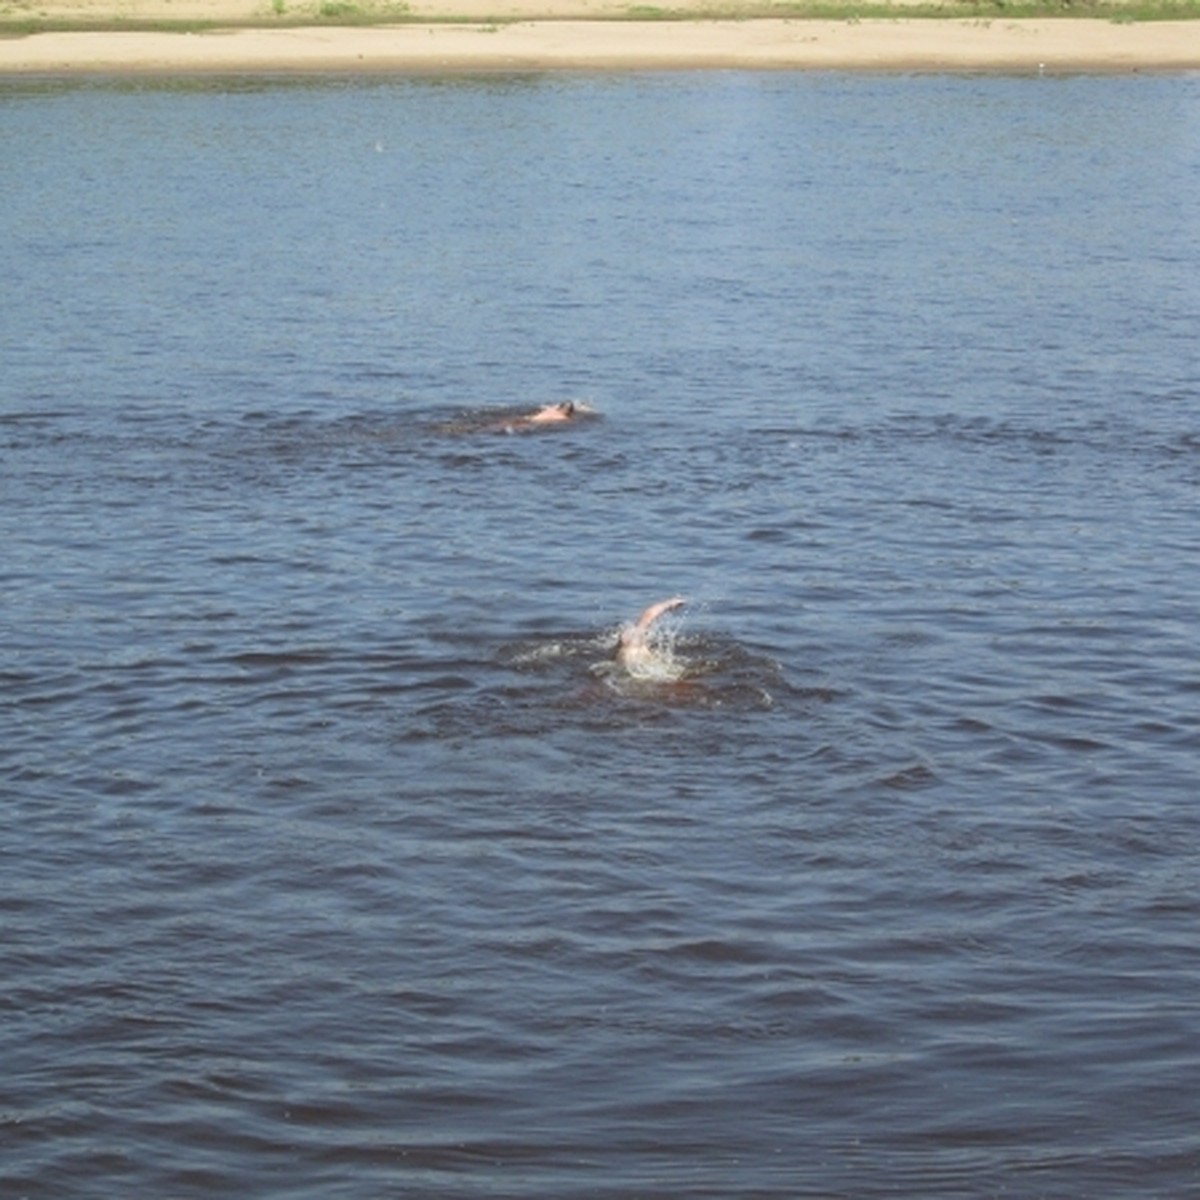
[613,596,688,680]
[493,599,782,716]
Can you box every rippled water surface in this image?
[3,71,1200,1197]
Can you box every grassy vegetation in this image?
[629,0,1200,17]
[0,1,411,34]
[758,0,1200,16]
[2,0,1198,35]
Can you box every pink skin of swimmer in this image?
[614,597,686,671]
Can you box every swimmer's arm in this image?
[633,596,686,633]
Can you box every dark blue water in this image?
[2,71,1199,1198]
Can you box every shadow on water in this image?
[208,404,605,469]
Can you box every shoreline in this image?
[2,9,1200,74]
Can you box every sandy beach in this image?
[1,0,1199,73]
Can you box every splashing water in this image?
[595,612,692,684]
[501,613,780,711]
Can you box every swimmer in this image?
[499,400,595,432]
[438,400,596,436]
[615,596,686,673]
[525,401,581,425]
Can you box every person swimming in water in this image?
[437,400,596,436]
[503,400,594,431]
[614,596,686,674]
[526,401,581,424]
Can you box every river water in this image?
[2,70,1199,1197]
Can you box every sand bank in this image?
[2,7,1199,73]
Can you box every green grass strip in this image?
[3,0,1200,36]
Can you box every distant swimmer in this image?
[527,401,583,424]
[615,596,686,675]
[438,400,597,436]
[504,400,594,432]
